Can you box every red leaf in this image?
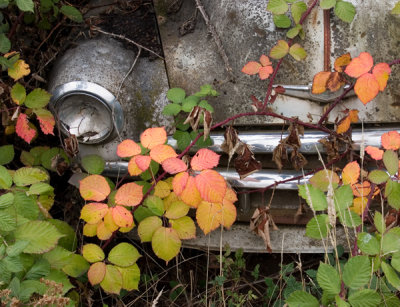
[259,66,273,80]
[162,157,188,174]
[195,169,227,203]
[365,146,384,160]
[80,175,111,201]
[241,61,261,75]
[140,127,167,149]
[135,155,151,172]
[190,148,220,171]
[381,131,400,150]
[372,63,391,91]
[354,73,379,104]
[117,139,141,158]
[172,171,189,196]
[344,52,374,78]
[259,55,272,67]
[112,205,133,228]
[115,182,143,206]
[16,113,37,144]
[150,144,177,164]
[34,108,55,135]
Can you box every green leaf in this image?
[0,33,10,53]
[310,170,339,192]
[25,258,50,280]
[0,145,14,166]
[6,240,29,257]
[81,154,105,175]
[0,165,12,189]
[138,216,163,242]
[320,0,336,9]
[392,1,400,15]
[269,40,289,59]
[342,255,371,289]
[334,185,353,211]
[117,264,140,291]
[108,242,141,267]
[24,88,51,109]
[267,0,289,15]
[143,195,165,216]
[14,220,63,254]
[334,0,356,23]
[182,96,198,112]
[3,255,24,272]
[165,200,190,219]
[12,191,39,220]
[286,290,319,307]
[381,293,400,307]
[40,147,69,171]
[335,295,350,307]
[30,146,49,166]
[317,262,341,295]
[348,289,381,307]
[100,264,122,294]
[152,227,181,262]
[18,280,46,302]
[338,209,362,227]
[198,100,214,112]
[139,160,159,181]
[13,166,49,187]
[60,5,83,22]
[10,83,26,105]
[383,150,398,176]
[305,214,330,239]
[47,219,77,251]
[190,130,213,148]
[82,243,105,263]
[16,0,34,12]
[386,180,400,209]
[298,184,327,211]
[170,216,196,240]
[20,151,35,166]
[289,43,307,61]
[27,182,54,195]
[273,14,291,28]
[0,192,14,209]
[382,232,400,255]
[291,1,307,24]
[167,88,186,103]
[46,269,74,295]
[0,210,17,232]
[173,130,192,152]
[383,261,400,290]
[42,246,73,269]
[163,103,182,116]
[357,232,380,255]
[286,24,302,39]
[62,254,89,277]
[392,253,400,272]
[374,211,386,234]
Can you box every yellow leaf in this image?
[80,203,108,224]
[8,59,30,81]
[221,201,236,229]
[97,221,113,240]
[154,180,171,198]
[196,201,222,235]
[336,116,351,134]
[83,222,99,237]
[352,197,368,215]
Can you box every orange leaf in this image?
[221,201,236,229]
[179,175,202,208]
[344,52,374,78]
[195,169,227,203]
[365,146,384,160]
[117,139,141,158]
[259,66,273,80]
[348,109,359,123]
[172,172,189,196]
[326,71,344,92]
[241,61,261,75]
[342,161,360,185]
[97,221,113,240]
[150,144,177,164]
[223,188,238,204]
[196,201,222,234]
[115,182,143,206]
[312,71,331,94]
[88,262,106,286]
[16,113,37,144]
[128,157,143,176]
[260,55,272,67]
[334,53,351,72]
[80,175,111,201]
[352,181,371,197]
[162,157,188,174]
[112,205,133,228]
[134,155,151,172]
[372,63,391,91]
[190,148,220,171]
[80,203,109,224]
[336,116,351,134]
[140,127,167,149]
[104,208,119,232]
[34,108,55,135]
[354,73,379,104]
[381,131,400,150]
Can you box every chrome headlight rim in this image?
[50,81,124,144]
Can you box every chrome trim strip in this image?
[103,162,307,189]
[167,127,396,154]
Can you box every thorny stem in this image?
[261,0,320,110]
[7,12,24,39]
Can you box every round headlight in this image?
[51,81,123,144]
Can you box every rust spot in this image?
[361,32,366,38]
[228,10,237,22]
[311,9,318,26]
